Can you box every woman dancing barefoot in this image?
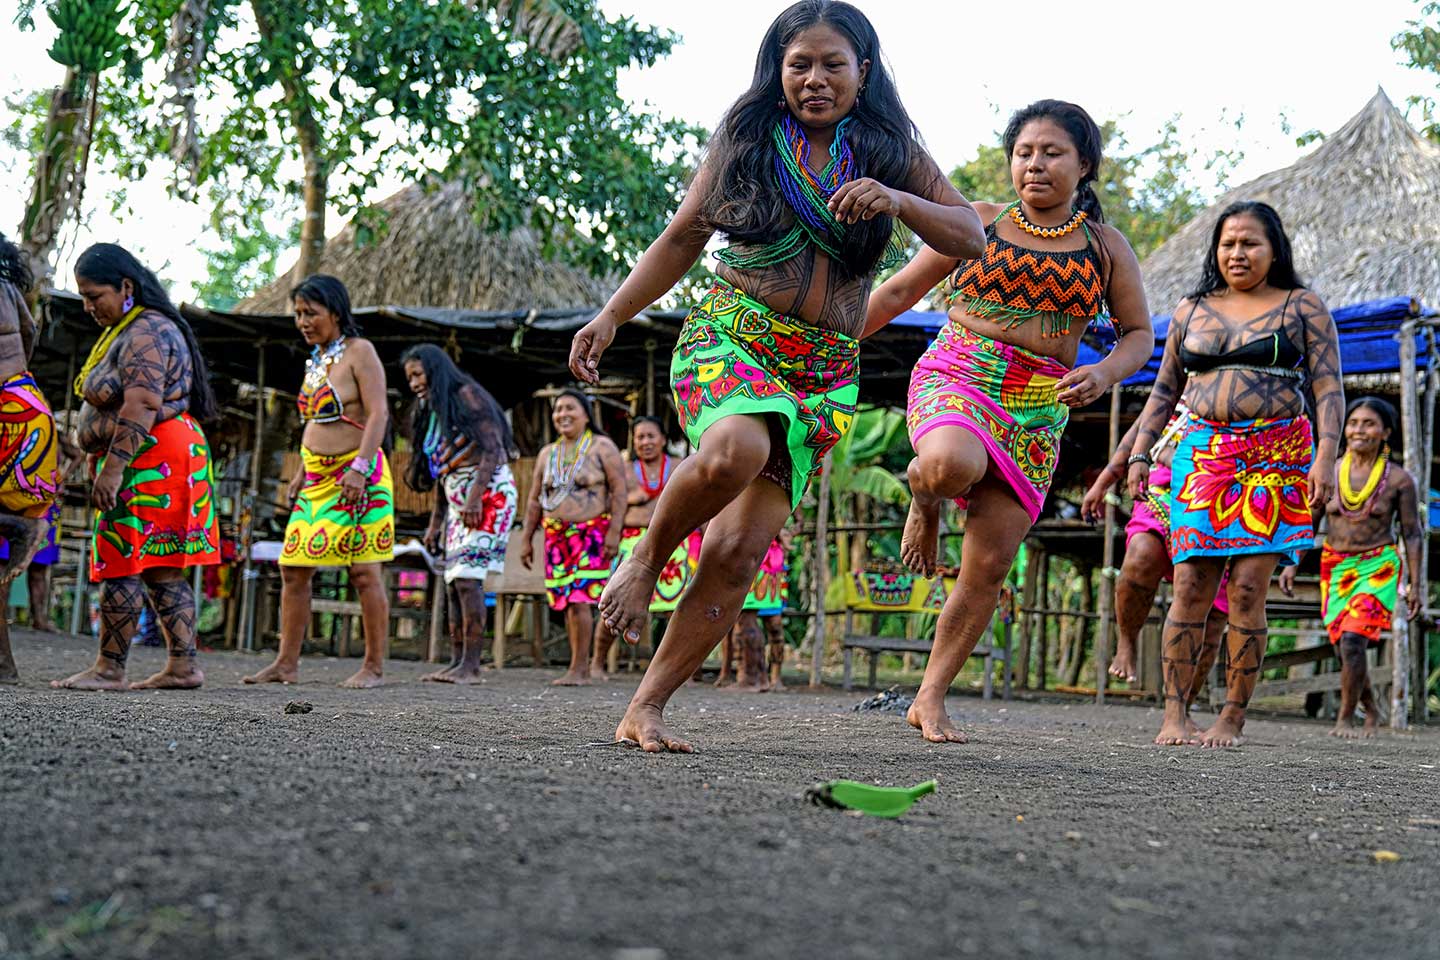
[517,389,627,686]
[243,276,394,689]
[866,100,1155,743]
[1129,201,1342,747]
[590,417,701,679]
[402,344,517,683]
[568,0,985,751]
[54,244,221,691]
[1279,397,1422,738]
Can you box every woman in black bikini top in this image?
[1126,200,1343,750]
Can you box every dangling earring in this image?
[777,97,786,109]
[122,293,134,313]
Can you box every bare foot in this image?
[242,661,298,685]
[130,664,204,690]
[900,499,940,577]
[906,696,968,743]
[420,662,459,682]
[1153,715,1197,746]
[0,637,18,684]
[1362,714,1378,738]
[615,702,693,753]
[1198,716,1243,748]
[586,663,611,683]
[764,676,787,692]
[434,663,488,685]
[598,556,661,645]
[0,517,49,586]
[551,671,591,686]
[713,674,734,688]
[339,666,384,689]
[1108,638,1138,684]
[52,664,129,691]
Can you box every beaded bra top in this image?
[298,337,364,429]
[948,202,1105,339]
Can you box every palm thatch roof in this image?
[237,179,610,314]
[1141,89,1440,312]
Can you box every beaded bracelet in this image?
[1125,453,1152,467]
[349,453,376,476]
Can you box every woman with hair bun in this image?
[243,274,393,689]
[867,99,1155,743]
[1280,396,1422,738]
[53,243,220,691]
[517,388,627,685]
[1129,200,1343,747]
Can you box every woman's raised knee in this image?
[703,530,770,590]
[694,431,768,489]
[910,448,982,499]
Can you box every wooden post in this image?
[426,572,445,662]
[1393,321,1422,729]
[1094,385,1122,704]
[1035,551,1050,690]
[807,452,833,688]
[237,344,266,652]
[1419,339,1436,723]
[644,339,657,417]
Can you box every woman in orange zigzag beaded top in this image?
[866,100,1155,744]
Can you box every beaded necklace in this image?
[715,115,903,272]
[1338,446,1389,517]
[1011,203,1088,239]
[540,429,594,511]
[636,455,669,499]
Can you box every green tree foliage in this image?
[948,118,1238,261]
[1394,1,1440,140]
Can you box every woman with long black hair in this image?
[1129,201,1343,747]
[866,99,1155,743]
[566,0,985,751]
[401,344,517,683]
[243,274,393,689]
[53,243,221,691]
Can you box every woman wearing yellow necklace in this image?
[518,389,626,685]
[1280,397,1423,737]
[52,244,221,692]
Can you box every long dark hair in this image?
[74,243,217,423]
[0,232,32,291]
[697,0,920,281]
[1343,396,1399,453]
[291,274,362,338]
[401,344,514,493]
[1187,201,1304,300]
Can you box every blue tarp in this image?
[886,296,1428,385]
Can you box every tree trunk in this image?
[1063,564,1094,687]
[19,67,94,299]
[1015,546,1042,689]
[251,0,327,282]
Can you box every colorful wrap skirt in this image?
[91,413,220,581]
[1321,543,1400,647]
[743,537,788,614]
[907,323,1070,524]
[672,283,859,510]
[543,514,611,610]
[1124,464,1230,614]
[1170,416,1314,565]
[0,372,60,519]
[612,525,702,613]
[440,462,516,583]
[281,447,395,567]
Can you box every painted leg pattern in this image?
[129,578,204,689]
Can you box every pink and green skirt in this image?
[672,283,858,509]
[543,514,611,610]
[743,536,788,615]
[613,525,702,613]
[907,323,1069,523]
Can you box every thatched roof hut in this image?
[1141,89,1440,312]
[237,179,611,314]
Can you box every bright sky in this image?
[0,0,1435,301]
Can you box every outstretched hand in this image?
[1081,466,1119,524]
[1126,461,1151,501]
[569,316,618,385]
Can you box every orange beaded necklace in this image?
[1010,203,1088,239]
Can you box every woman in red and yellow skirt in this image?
[53,244,221,691]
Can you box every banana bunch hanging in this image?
[46,0,128,76]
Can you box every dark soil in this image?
[3,628,1438,959]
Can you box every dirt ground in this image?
[3,627,1439,960]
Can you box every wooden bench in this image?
[839,569,1012,699]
